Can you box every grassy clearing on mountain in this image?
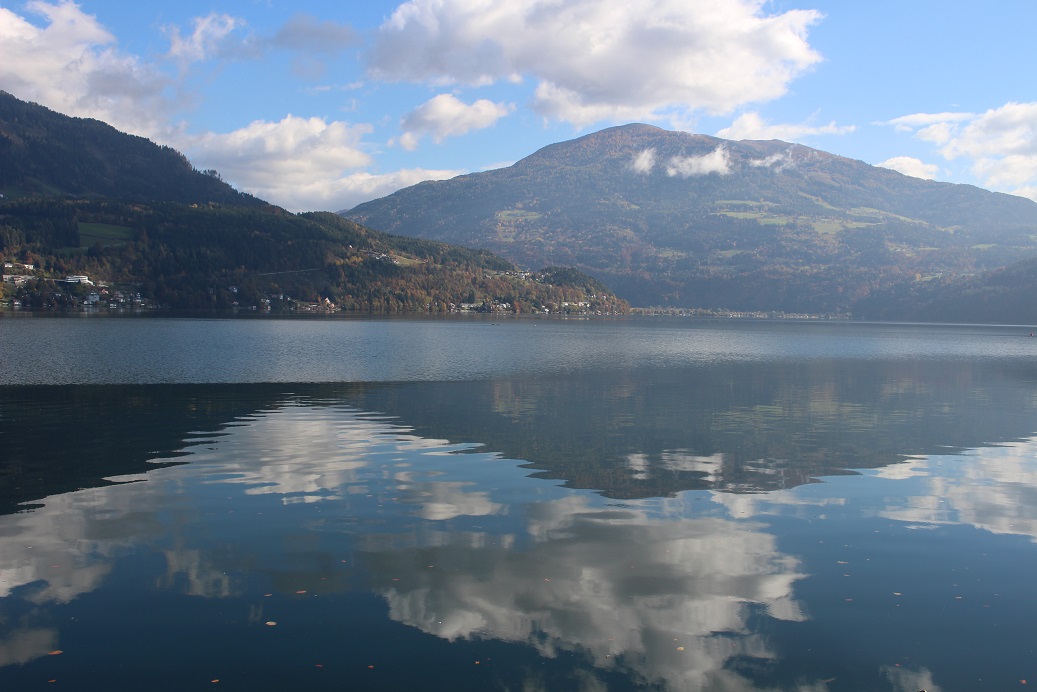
[78,222,135,247]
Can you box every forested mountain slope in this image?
[0,93,623,313]
[346,124,1037,313]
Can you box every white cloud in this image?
[395,131,421,151]
[886,103,1037,201]
[883,111,975,133]
[941,102,1037,161]
[370,0,823,127]
[0,3,458,212]
[329,168,466,211]
[1012,185,1037,201]
[630,147,657,174]
[666,147,731,177]
[163,13,356,79]
[182,115,369,211]
[716,111,855,141]
[876,156,940,180]
[0,1,172,136]
[748,150,796,170]
[183,115,463,212]
[165,12,245,64]
[399,93,514,148]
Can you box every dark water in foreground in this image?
[2,316,1037,690]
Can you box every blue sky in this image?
[2,0,1036,212]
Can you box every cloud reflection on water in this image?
[874,437,1037,542]
[0,403,811,688]
[371,494,806,690]
[1,381,1036,687]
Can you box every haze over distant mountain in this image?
[346,124,1037,313]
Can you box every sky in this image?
[1,0,1036,213]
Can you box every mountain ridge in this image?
[346,123,1037,313]
[0,92,624,314]
[0,90,262,207]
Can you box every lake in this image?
[1,315,1036,690]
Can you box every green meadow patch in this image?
[78,222,135,248]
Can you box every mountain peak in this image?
[347,123,1037,312]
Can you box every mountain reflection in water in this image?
[2,320,1037,689]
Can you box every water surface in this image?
[1,316,1036,690]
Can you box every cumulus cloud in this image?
[166,12,245,64]
[183,115,459,211]
[399,93,513,149]
[666,147,731,177]
[876,156,940,180]
[324,168,465,211]
[717,111,855,141]
[0,1,172,136]
[370,0,823,126]
[630,148,657,174]
[885,103,1037,201]
[0,4,458,212]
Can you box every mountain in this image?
[345,124,1037,313]
[0,93,624,314]
[854,256,1037,324]
[0,91,259,206]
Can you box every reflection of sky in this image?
[0,403,810,688]
[870,438,1037,541]
[729,436,1037,547]
[2,397,1037,688]
[372,494,806,691]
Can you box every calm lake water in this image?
[2,315,1037,690]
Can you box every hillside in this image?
[345,124,1037,313]
[0,91,260,206]
[854,257,1037,324]
[0,94,624,314]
